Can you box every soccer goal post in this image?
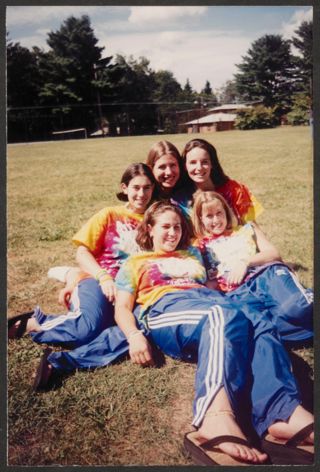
[52,128,87,140]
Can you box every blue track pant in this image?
[226,263,313,342]
[31,278,115,348]
[146,288,301,436]
[48,325,129,372]
[31,283,302,437]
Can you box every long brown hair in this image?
[136,201,193,250]
[181,139,229,188]
[116,162,157,201]
[146,140,184,191]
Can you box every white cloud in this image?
[13,32,50,50]
[128,6,207,24]
[8,5,311,94]
[281,7,313,39]
[6,6,120,27]
[99,29,251,91]
[95,19,133,35]
[7,6,81,26]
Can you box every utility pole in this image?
[93,57,112,136]
[93,63,103,135]
[194,96,207,133]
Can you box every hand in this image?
[100,279,117,303]
[128,333,155,367]
[227,260,248,286]
[58,286,72,309]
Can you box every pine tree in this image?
[39,15,108,130]
[291,20,313,96]
[234,34,295,113]
[201,80,218,106]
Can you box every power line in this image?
[7,101,220,112]
[7,101,204,111]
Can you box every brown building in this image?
[184,104,250,133]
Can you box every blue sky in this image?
[6,5,313,92]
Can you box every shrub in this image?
[286,93,311,126]
[235,105,279,130]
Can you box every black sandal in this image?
[8,311,34,339]
[261,423,314,465]
[184,430,266,465]
[33,348,54,391]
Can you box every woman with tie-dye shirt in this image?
[174,138,263,224]
[9,163,156,347]
[114,200,314,466]
[191,190,313,344]
[145,140,184,198]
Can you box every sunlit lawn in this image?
[7,126,313,465]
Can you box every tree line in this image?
[7,15,312,142]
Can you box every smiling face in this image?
[185,147,213,189]
[121,175,154,214]
[152,154,180,192]
[201,200,228,236]
[148,210,182,252]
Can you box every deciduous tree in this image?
[216,80,240,105]
[7,38,41,108]
[112,55,157,135]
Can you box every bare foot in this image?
[198,411,268,464]
[268,405,314,444]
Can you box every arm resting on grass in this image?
[115,290,154,366]
[249,222,282,267]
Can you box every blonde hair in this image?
[192,190,238,238]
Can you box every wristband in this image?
[95,268,107,280]
[99,274,113,284]
[95,269,112,281]
[127,329,144,341]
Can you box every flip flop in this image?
[184,430,263,466]
[33,348,54,391]
[8,311,35,339]
[261,423,314,465]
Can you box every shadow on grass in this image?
[233,337,314,450]
[287,347,314,413]
[39,340,167,392]
[286,262,310,273]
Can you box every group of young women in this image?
[9,138,314,466]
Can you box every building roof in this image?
[185,112,237,125]
[208,103,250,112]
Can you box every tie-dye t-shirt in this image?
[72,205,143,279]
[116,246,207,322]
[173,179,263,224]
[196,223,258,292]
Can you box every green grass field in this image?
[7,126,313,465]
